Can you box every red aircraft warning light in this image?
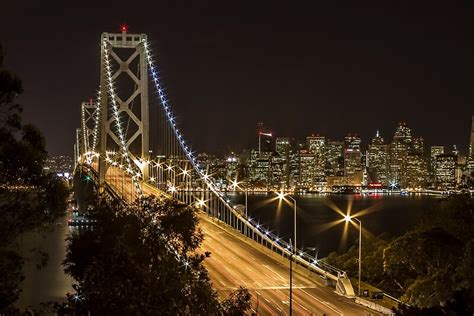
[120,24,129,33]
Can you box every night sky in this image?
[1,1,473,155]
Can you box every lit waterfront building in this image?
[45,155,74,177]
[406,153,428,188]
[389,122,412,187]
[200,153,226,181]
[276,137,290,156]
[430,146,445,186]
[434,153,457,189]
[469,116,474,178]
[456,154,468,185]
[298,149,316,187]
[270,154,286,188]
[275,137,291,187]
[225,153,239,181]
[257,123,273,154]
[326,140,344,177]
[249,149,272,186]
[405,136,428,188]
[306,135,326,183]
[431,146,445,161]
[344,148,363,186]
[344,134,361,151]
[289,150,300,188]
[367,131,389,185]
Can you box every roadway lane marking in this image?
[300,288,343,315]
[261,264,285,281]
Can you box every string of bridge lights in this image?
[81,35,326,274]
[88,89,102,164]
[90,38,327,269]
[80,101,88,161]
[104,151,328,269]
[142,40,326,266]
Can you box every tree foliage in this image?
[0,44,69,313]
[60,196,252,315]
[326,195,474,313]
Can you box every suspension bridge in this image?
[74,28,379,315]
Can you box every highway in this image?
[199,214,377,315]
[103,166,379,315]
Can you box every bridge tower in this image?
[98,27,150,190]
[80,100,98,164]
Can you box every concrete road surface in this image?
[199,215,378,315]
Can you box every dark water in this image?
[227,193,442,257]
[14,215,74,310]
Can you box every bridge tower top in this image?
[98,29,150,189]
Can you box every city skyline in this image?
[1,1,474,155]
[191,119,473,191]
[230,118,474,156]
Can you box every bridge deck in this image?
[102,167,378,315]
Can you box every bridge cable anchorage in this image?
[102,40,143,198]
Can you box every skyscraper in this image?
[344,134,361,151]
[275,137,291,187]
[469,116,474,177]
[275,137,290,156]
[257,123,273,154]
[249,149,272,186]
[434,154,457,189]
[326,140,344,177]
[406,136,428,188]
[344,148,362,186]
[306,135,326,183]
[225,153,239,181]
[299,149,316,187]
[389,123,412,187]
[430,146,444,186]
[367,131,389,185]
[431,146,445,160]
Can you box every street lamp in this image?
[277,192,297,315]
[344,215,362,296]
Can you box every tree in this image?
[0,44,68,313]
[325,195,474,313]
[384,226,463,307]
[219,286,252,315]
[383,195,474,312]
[61,196,252,314]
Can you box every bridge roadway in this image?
[104,167,378,315]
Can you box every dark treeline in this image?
[53,193,252,315]
[0,44,69,313]
[326,194,474,314]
